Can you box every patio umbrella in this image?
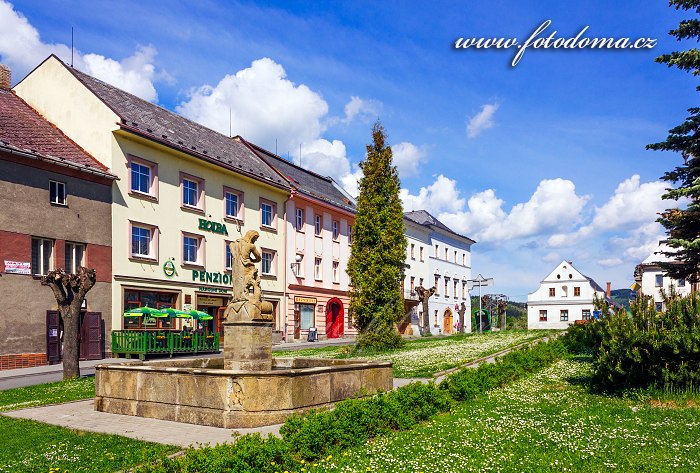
[159,307,190,318]
[123,306,159,317]
[177,309,211,320]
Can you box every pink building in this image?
[240,139,356,341]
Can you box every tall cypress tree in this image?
[647,0,700,283]
[347,122,407,349]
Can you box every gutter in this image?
[0,142,118,180]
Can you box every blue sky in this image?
[1,0,695,300]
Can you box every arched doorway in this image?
[443,308,453,334]
[325,298,344,338]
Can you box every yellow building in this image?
[15,55,291,346]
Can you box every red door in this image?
[46,311,61,364]
[325,299,344,338]
[80,312,103,360]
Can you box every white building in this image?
[527,260,612,329]
[634,241,692,312]
[402,211,475,334]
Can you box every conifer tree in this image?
[647,0,700,282]
[347,122,407,349]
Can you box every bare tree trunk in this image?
[458,302,466,333]
[61,303,81,379]
[416,286,436,335]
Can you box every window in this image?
[549,287,555,297]
[444,278,449,297]
[130,222,157,260]
[225,242,233,270]
[348,225,353,244]
[462,281,467,299]
[124,290,176,330]
[560,310,569,322]
[293,254,304,278]
[655,302,663,312]
[49,180,66,205]
[128,157,157,198]
[260,200,276,228]
[315,215,322,235]
[582,309,591,321]
[574,286,581,297]
[453,279,458,299]
[420,246,424,261]
[224,188,243,220]
[299,303,315,330]
[333,261,339,283]
[65,242,85,273]
[261,250,276,276]
[332,220,339,240]
[31,238,53,275]
[181,174,204,210]
[679,278,686,287]
[296,208,304,231]
[410,244,415,259]
[462,253,466,265]
[314,257,322,280]
[410,276,415,292]
[454,250,457,263]
[435,275,440,294]
[419,277,424,287]
[435,244,439,257]
[183,234,203,265]
[539,310,547,321]
[655,274,663,287]
[434,310,438,326]
[445,248,449,260]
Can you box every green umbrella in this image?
[159,307,190,318]
[123,306,158,317]
[197,314,214,321]
[177,310,211,320]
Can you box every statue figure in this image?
[224,230,273,322]
[415,285,436,335]
[457,302,467,333]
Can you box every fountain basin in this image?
[94,357,393,428]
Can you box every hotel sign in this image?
[198,218,228,236]
[192,269,231,285]
[294,296,317,304]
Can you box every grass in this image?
[0,377,179,473]
[311,356,700,472]
[275,330,553,377]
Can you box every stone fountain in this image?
[94,231,392,428]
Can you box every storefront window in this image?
[123,290,177,329]
[300,303,315,330]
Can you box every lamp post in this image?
[467,274,493,334]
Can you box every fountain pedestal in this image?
[223,320,272,371]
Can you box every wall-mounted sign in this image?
[198,286,230,294]
[163,260,176,278]
[4,261,30,275]
[192,269,231,286]
[198,295,225,306]
[294,296,317,304]
[198,218,228,236]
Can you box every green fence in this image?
[112,330,220,360]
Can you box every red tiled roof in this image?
[0,88,114,176]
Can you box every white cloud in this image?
[401,175,588,242]
[392,142,428,178]
[299,138,349,178]
[177,57,328,153]
[466,103,499,138]
[597,257,623,268]
[343,96,381,124]
[0,1,161,101]
[340,165,364,198]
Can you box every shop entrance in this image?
[196,295,226,339]
[325,298,344,338]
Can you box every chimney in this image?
[0,64,10,90]
[606,282,611,298]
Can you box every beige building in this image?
[15,55,291,342]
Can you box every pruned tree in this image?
[416,285,436,335]
[647,0,700,283]
[457,301,467,333]
[347,122,407,350]
[41,267,96,379]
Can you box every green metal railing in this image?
[111,330,220,360]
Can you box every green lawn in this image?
[0,377,179,473]
[311,356,700,472]
[275,330,552,377]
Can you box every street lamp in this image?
[467,274,493,334]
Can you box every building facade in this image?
[527,260,611,329]
[241,139,356,341]
[15,56,291,341]
[0,83,116,369]
[634,241,693,312]
[403,211,475,334]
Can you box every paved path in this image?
[2,333,561,449]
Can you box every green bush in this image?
[590,292,700,392]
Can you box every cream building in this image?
[15,55,291,341]
[634,241,693,312]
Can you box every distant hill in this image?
[610,289,635,310]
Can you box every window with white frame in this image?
[65,242,85,273]
[462,253,466,265]
[560,310,569,322]
[296,208,304,231]
[445,247,449,260]
[49,180,66,205]
[261,249,276,275]
[454,250,457,263]
[348,225,353,244]
[679,278,686,287]
[462,281,467,299]
[410,243,415,259]
[539,310,547,321]
[224,188,243,220]
[31,237,53,275]
[582,309,591,321]
[410,276,415,292]
[435,275,440,294]
[314,257,322,280]
[444,277,449,297]
[332,220,339,240]
[435,244,439,257]
[453,279,458,299]
[315,215,322,236]
[420,246,424,261]
[129,158,157,198]
[182,175,203,209]
[333,261,339,283]
[130,223,156,259]
[261,200,276,228]
[225,242,233,270]
[183,234,203,265]
[655,274,663,287]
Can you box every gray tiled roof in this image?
[63,60,289,189]
[241,138,356,212]
[404,210,475,244]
